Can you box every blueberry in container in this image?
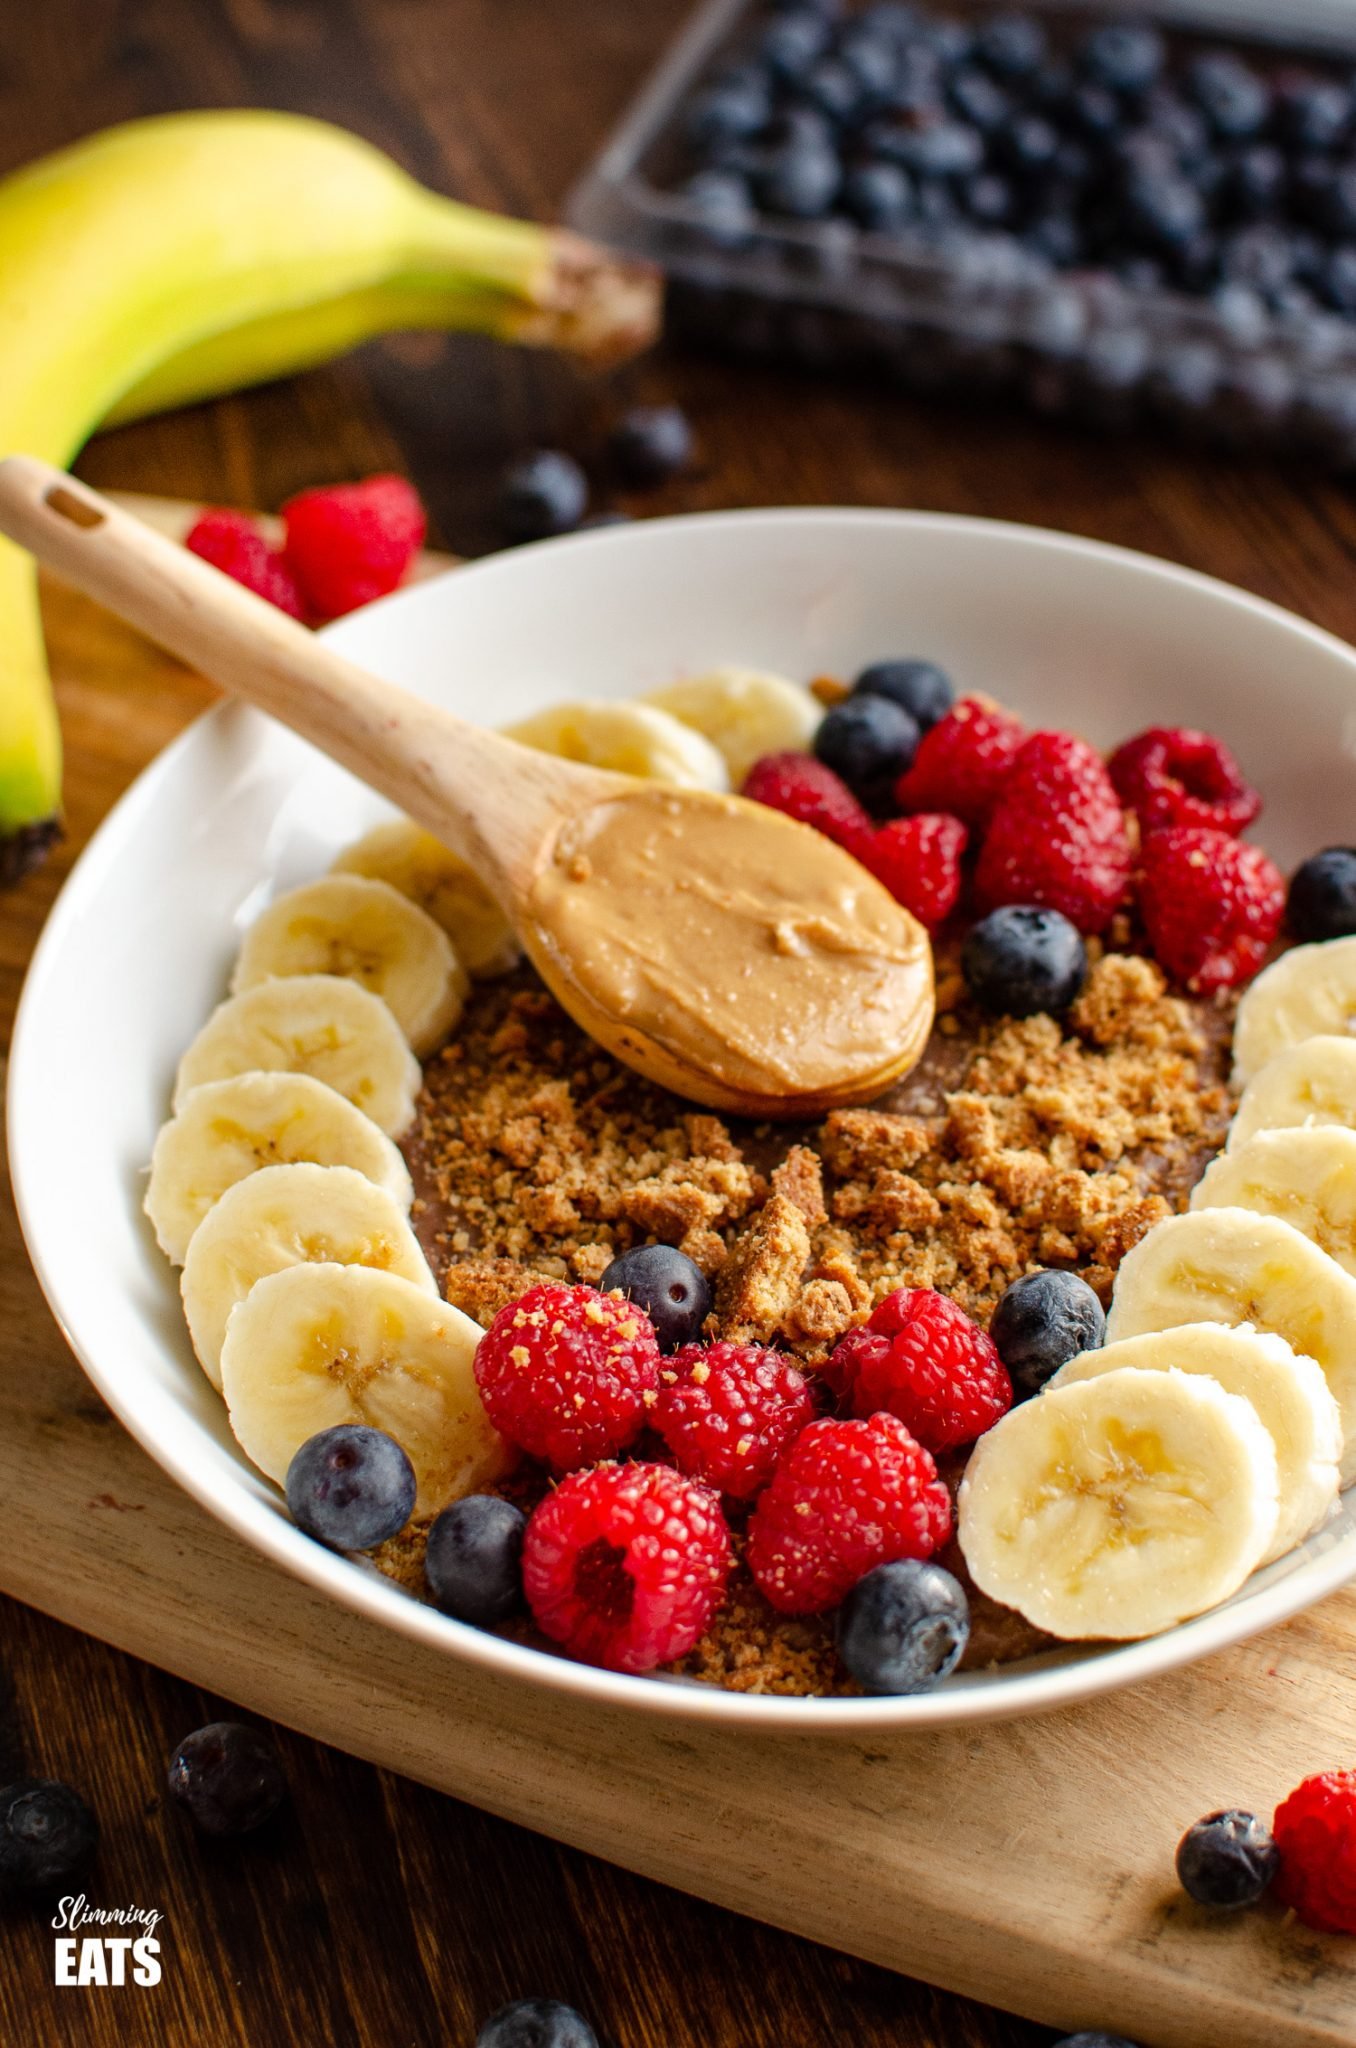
[568,0,1356,466]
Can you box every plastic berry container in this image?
[567,0,1356,464]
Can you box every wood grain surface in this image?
[7,3,1356,2046]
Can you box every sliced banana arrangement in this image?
[1192,1126,1356,1281]
[958,1367,1280,1641]
[175,973,422,1138]
[220,1263,509,1518]
[1230,1034,1356,1150]
[331,817,520,979]
[232,873,466,1056]
[1233,935,1356,1085]
[1049,1324,1340,1565]
[504,697,730,790]
[640,666,822,786]
[146,1070,412,1265]
[181,1162,436,1388]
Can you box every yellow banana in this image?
[0,111,658,876]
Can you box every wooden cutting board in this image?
[5,505,1356,2048]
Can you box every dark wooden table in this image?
[6,3,1356,2044]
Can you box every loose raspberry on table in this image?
[746,1413,952,1616]
[472,1283,660,1471]
[1273,1770,1356,1935]
[974,729,1132,933]
[1137,825,1284,991]
[282,473,427,618]
[867,813,969,929]
[654,1341,817,1500]
[1108,725,1261,837]
[741,752,874,860]
[830,1288,1012,1452]
[893,696,1025,826]
[184,509,306,620]
[522,1461,732,1674]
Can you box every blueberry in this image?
[813,693,919,806]
[1176,1809,1279,1909]
[0,1781,97,1896]
[1187,51,1269,141]
[758,139,841,218]
[285,1424,416,1551]
[477,2001,598,2048]
[1220,224,1294,296]
[497,451,588,543]
[1123,169,1206,250]
[842,160,913,230]
[990,1270,1106,1395]
[760,11,831,85]
[973,12,1045,80]
[947,67,1008,132]
[1066,82,1120,139]
[1080,23,1164,96]
[837,27,899,102]
[796,57,862,124]
[1276,74,1351,153]
[681,168,756,250]
[853,657,953,729]
[999,114,1059,177]
[425,1495,526,1626]
[1141,91,1211,168]
[606,405,693,488]
[898,120,985,179]
[684,79,769,153]
[836,1560,969,1695]
[1221,144,1286,221]
[1150,342,1222,417]
[1025,212,1083,267]
[1288,847,1356,940]
[166,1723,287,1836]
[599,1242,712,1353]
[962,906,1088,1018]
[964,171,1014,226]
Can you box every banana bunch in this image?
[147,839,517,1520]
[0,110,659,879]
[959,930,1356,1643]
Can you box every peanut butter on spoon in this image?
[0,457,934,1116]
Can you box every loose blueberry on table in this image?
[166,1722,288,1837]
[0,1779,98,1896]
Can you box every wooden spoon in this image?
[0,457,934,1117]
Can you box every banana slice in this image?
[1049,1324,1340,1563]
[146,1071,412,1265]
[232,874,466,1057]
[1233,936,1356,1085]
[1193,1126,1356,1282]
[640,667,822,786]
[1106,1207,1356,1481]
[958,1367,1278,1640]
[181,1161,435,1388]
[220,1261,509,1518]
[331,818,520,979]
[1231,1035,1356,1151]
[174,974,421,1137]
[504,699,730,790]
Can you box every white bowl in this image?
[12,507,1356,1731]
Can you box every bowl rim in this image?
[13,500,1356,1732]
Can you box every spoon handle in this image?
[0,455,564,886]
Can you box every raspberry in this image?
[893,696,1025,825]
[654,1341,817,1499]
[867,813,968,929]
[746,1414,952,1615]
[1108,725,1260,837]
[1138,826,1284,991]
[184,509,306,620]
[741,752,874,859]
[1273,1770,1356,1934]
[281,474,426,618]
[974,729,1132,933]
[522,1462,731,1673]
[473,1283,660,1471]
[830,1288,1012,1451]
